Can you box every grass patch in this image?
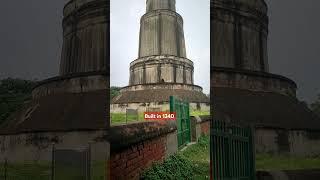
[91,161,107,180]
[111,113,145,125]
[190,110,210,116]
[0,162,51,180]
[0,161,106,180]
[256,154,320,170]
[141,136,210,180]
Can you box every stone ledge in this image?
[32,72,107,99]
[63,0,107,18]
[120,83,203,93]
[130,55,193,67]
[212,0,268,19]
[212,67,297,97]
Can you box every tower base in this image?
[111,83,209,113]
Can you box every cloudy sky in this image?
[0,0,319,102]
[110,0,210,94]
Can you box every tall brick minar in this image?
[112,0,209,111]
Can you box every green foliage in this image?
[0,162,50,180]
[256,153,320,170]
[310,94,320,117]
[110,112,145,125]
[110,86,121,100]
[141,154,195,180]
[0,78,36,125]
[190,110,210,116]
[0,161,106,180]
[141,136,210,180]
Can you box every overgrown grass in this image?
[256,154,320,170]
[0,161,106,180]
[141,136,210,180]
[0,162,51,180]
[190,110,210,116]
[141,136,320,179]
[111,113,144,125]
[111,110,210,125]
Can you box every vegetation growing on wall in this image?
[141,136,210,180]
[0,78,36,125]
[110,86,121,100]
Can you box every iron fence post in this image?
[51,143,55,180]
[88,143,92,180]
[126,109,128,124]
[4,158,7,180]
[250,125,256,180]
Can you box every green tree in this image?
[110,86,121,100]
[0,78,37,124]
[311,94,320,117]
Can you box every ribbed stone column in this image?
[129,0,194,86]
[59,0,107,76]
[139,0,186,58]
[212,0,269,72]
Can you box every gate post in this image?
[249,125,256,180]
[4,158,7,180]
[169,96,175,114]
[87,143,92,180]
[51,143,55,180]
[170,96,191,148]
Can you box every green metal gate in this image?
[170,96,191,148]
[210,121,255,180]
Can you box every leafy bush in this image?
[141,136,210,180]
[0,78,36,124]
[141,154,195,180]
[110,86,121,100]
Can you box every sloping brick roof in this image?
[213,87,320,130]
[0,90,109,135]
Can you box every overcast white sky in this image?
[110,0,210,94]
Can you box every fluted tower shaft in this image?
[212,0,269,72]
[59,0,107,76]
[139,0,186,58]
[129,0,194,86]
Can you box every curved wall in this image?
[32,72,107,99]
[129,56,193,85]
[212,0,269,72]
[121,83,203,93]
[60,0,107,75]
[139,10,186,58]
[146,0,176,12]
[212,68,297,97]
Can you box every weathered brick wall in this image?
[191,116,210,141]
[110,136,166,180]
[109,119,210,179]
[109,121,178,180]
[200,120,210,136]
